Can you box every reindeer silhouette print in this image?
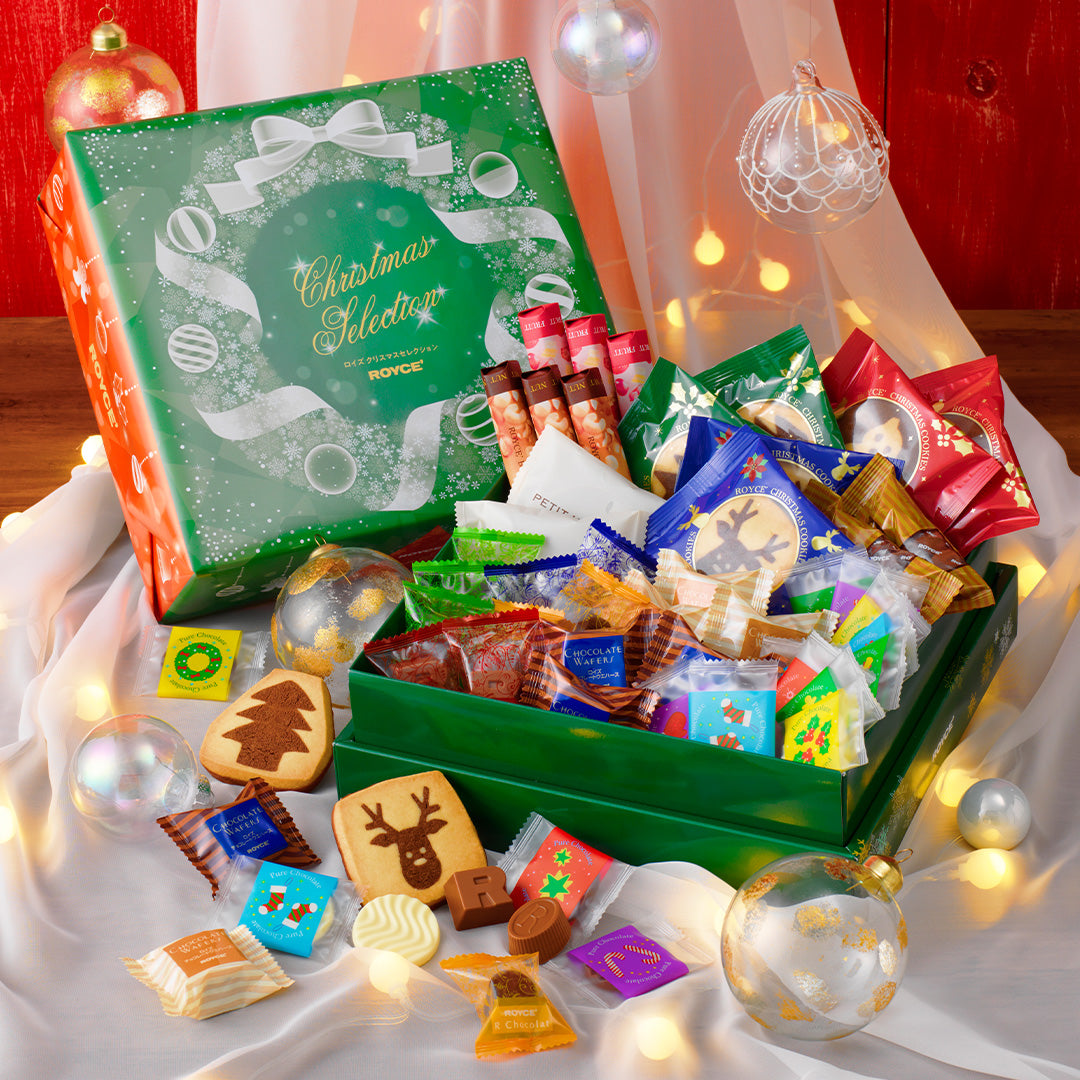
[693,496,796,576]
[362,786,447,890]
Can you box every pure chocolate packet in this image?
[697,325,845,448]
[838,454,993,612]
[451,527,545,564]
[821,329,1003,531]
[158,777,320,898]
[912,355,1039,554]
[403,581,495,629]
[617,357,746,497]
[644,425,852,583]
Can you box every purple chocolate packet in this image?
[567,925,688,997]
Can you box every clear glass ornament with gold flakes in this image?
[270,543,411,707]
[720,851,907,1039]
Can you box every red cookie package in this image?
[822,329,1003,533]
[912,355,1039,554]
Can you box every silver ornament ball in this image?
[957,778,1031,849]
[551,0,661,96]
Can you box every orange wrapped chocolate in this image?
[481,359,538,481]
[562,367,632,479]
[440,953,576,1059]
[520,366,578,442]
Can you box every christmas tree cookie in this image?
[199,669,333,791]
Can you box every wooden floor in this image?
[1,312,1077,519]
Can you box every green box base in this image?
[334,559,1017,886]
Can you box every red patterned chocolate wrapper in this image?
[565,314,617,400]
[912,355,1039,554]
[481,359,537,482]
[822,329,1004,531]
[607,329,653,418]
[518,303,574,377]
[441,609,541,702]
[363,621,467,691]
[562,368,632,479]
[520,367,578,442]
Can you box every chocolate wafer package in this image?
[531,622,631,687]
[698,325,844,448]
[618,358,746,498]
[157,778,320,897]
[821,329,1004,531]
[912,355,1039,554]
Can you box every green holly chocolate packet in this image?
[617,358,748,498]
[697,326,844,448]
[410,559,493,598]
[451,528,545,564]
[403,581,496,629]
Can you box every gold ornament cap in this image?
[308,542,342,560]
[860,853,904,899]
[90,7,128,52]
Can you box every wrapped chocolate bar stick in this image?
[563,367,632,479]
[913,355,1039,554]
[508,427,664,547]
[607,328,654,418]
[566,313,617,400]
[481,359,537,482]
[838,454,993,612]
[822,329,1003,531]
[698,325,845,447]
[519,302,574,376]
[440,953,576,1058]
[520,366,578,442]
[645,426,852,582]
[618,358,745,497]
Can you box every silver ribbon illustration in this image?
[428,204,570,250]
[205,99,454,215]
[196,385,338,440]
[383,398,458,510]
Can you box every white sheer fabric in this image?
[1,2,1077,1076]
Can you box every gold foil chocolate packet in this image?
[553,559,652,629]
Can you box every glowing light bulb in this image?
[666,298,686,328]
[636,1015,682,1061]
[75,684,111,723]
[839,299,871,326]
[938,767,974,808]
[0,806,15,844]
[962,848,1009,890]
[80,435,105,465]
[758,257,790,292]
[694,226,725,265]
[369,950,411,996]
[342,73,363,87]
[1017,556,1046,601]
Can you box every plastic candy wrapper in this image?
[607,328,654,419]
[520,650,659,730]
[121,926,292,1019]
[623,567,666,608]
[645,426,852,584]
[838,453,993,612]
[563,367,632,479]
[699,586,835,660]
[484,554,580,607]
[157,777,320,897]
[617,357,745,497]
[553,560,653,630]
[440,952,576,1058]
[481,359,537,482]
[913,355,1040,554]
[577,518,656,580]
[782,547,882,623]
[410,558,492,598]
[639,650,729,738]
[212,856,360,964]
[456,499,590,558]
[565,313,617,401]
[403,581,494,629]
[441,610,541,701]
[801,476,962,622]
[822,329,1004,531]
[451,527,544,565]
[633,609,703,685]
[493,599,573,629]
[519,302,574,377]
[520,366,578,443]
[621,604,665,683]
[531,622,630,687]
[653,547,773,615]
[133,626,271,701]
[698,325,844,447]
[498,812,632,933]
[688,657,778,753]
[508,427,664,548]
[779,673,869,770]
[363,622,466,692]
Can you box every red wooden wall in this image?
[2,1,1078,315]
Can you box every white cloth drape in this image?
[1,2,1076,1076]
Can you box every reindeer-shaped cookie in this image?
[332,770,486,905]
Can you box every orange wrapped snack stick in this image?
[440,953,577,1059]
[481,360,537,482]
[563,367,632,479]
